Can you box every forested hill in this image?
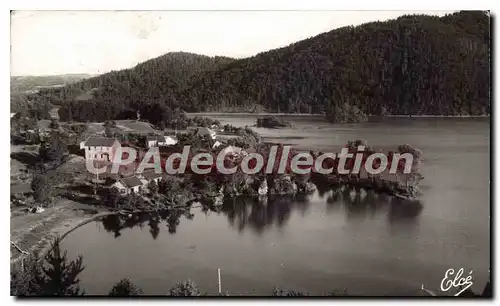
[181,11,490,115]
[48,52,235,106]
[46,11,490,123]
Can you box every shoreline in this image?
[37,211,116,261]
[188,112,490,118]
[10,205,116,265]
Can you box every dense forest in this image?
[180,11,490,117]
[21,11,490,124]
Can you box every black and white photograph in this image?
[9,8,491,297]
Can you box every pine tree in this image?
[10,251,46,296]
[40,238,85,296]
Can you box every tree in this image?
[108,278,143,296]
[31,173,52,206]
[40,237,85,296]
[105,127,113,138]
[39,132,67,166]
[11,238,85,296]
[148,180,158,194]
[397,144,423,186]
[49,119,59,129]
[168,279,201,296]
[326,102,368,124]
[118,193,145,211]
[10,251,46,296]
[105,187,121,209]
[104,120,117,128]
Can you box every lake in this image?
[62,115,491,296]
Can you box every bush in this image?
[104,120,117,128]
[326,102,368,124]
[108,278,143,296]
[272,288,308,296]
[256,116,290,128]
[168,279,201,296]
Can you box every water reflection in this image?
[99,190,423,240]
[322,187,423,223]
[218,195,311,235]
[101,209,194,239]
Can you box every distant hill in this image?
[10,74,92,116]
[10,74,92,93]
[180,11,490,116]
[50,52,235,106]
[35,11,489,123]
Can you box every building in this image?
[139,170,163,184]
[80,137,121,161]
[112,176,144,195]
[220,145,251,158]
[213,140,222,148]
[195,127,216,140]
[145,135,178,148]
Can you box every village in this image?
[79,125,254,196]
[10,108,424,274]
[10,112,266,264]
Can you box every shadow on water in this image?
[216,194,311,235]
[99,189,423,240]
[321,187,423,223]
[101,209,194,239]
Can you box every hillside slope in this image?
[181,11,490,116]
[47,11,491,123]
[50,52,234,106]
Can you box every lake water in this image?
[62,115,491,296]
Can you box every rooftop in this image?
[142,170,163,180]
[85,137,118,147]
[146,135,165,141]
[120,176,143,188]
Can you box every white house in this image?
[220,145,246,158]
[213,140,222,148]
[145,135,178,148]
[112,176,143,195]
[195,127,216,140]
[80,137,121,161]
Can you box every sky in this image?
[10,10,455,76]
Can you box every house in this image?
[145,135,178,148]
[112,176,144,195]
[221,145,245,158]
[213,140,222,148]
[140,170,163,184]
[80,137,121,161]
[195,127,216,140]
